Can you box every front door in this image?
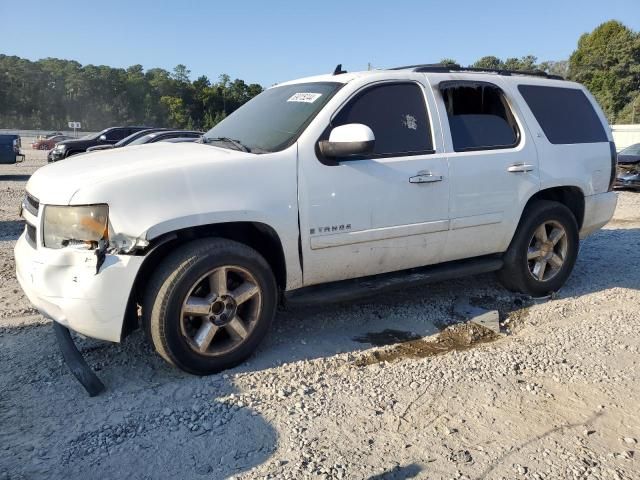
[298,81,450,286]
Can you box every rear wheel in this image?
[497,200,579,297]
[143,238,277,375]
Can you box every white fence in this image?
[612,125,640,151]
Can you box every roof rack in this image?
[389,63,564,80]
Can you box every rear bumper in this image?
[579,191,617,239]
[14,232,144,342]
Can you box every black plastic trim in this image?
[318,139,375,158]
[53,322,105,397]
[285,255,504,306]
[391,63,565,81]
[609,141,618,192]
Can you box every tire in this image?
[497,200,579,297]
[143,238,277,375]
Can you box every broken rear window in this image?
[441,81,520,152]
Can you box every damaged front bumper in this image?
[14,232,144,342]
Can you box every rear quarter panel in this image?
[506,79,613,197]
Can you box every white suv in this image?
[15,64,617,375]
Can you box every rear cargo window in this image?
[518,85,608,144]
[440,82,519,152]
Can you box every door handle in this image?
[409,172,443,184]
[507,163,535,173]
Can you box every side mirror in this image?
[318,123,375,159]
[99,134,107,142]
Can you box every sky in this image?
[2,0,639,87]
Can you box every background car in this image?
[86,128,172,152]
[49,126,153,161]
[31,134,72,150]
[0,134,24,164]
[126,130,203,145]
[615,143,640,189]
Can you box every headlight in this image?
[43,205,109,249]
[54,144,66,151]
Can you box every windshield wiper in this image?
[202,136,251,153]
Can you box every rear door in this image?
[433,77,540,261]
[298,79,450,285]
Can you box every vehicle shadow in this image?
[0,324,278,479]
[0,220,24,241]
[0,174,31,182]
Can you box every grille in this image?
[23,193,39,216]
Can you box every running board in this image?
[285,256,503,307]
[53,322,105,397]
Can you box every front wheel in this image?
[497,200,579,297]
[143,238,277,375]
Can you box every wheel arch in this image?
[121,221,287,340]
[500,185,585,257]
[523,186,585,229]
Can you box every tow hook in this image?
[53,322,105,396]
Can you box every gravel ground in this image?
[0,146,639,480]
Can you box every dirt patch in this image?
[354,322,501,366]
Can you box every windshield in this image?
[115,129,157,147]
[203,82,342,153]
[128,133,157,146]
[620,143,640,155]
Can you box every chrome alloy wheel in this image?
[526,221,568,282]
[180,266,262,356]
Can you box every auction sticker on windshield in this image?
[287,93,323,103]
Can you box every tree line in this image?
[0,59,262,131]
[0,20,638,131]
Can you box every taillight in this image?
[608,141,617,192]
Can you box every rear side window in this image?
[440,82,520,152]
[518,85,607,144]
[104,128,127,141]
[332,83,433,156]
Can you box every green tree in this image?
[616,93,640,124]
[538,60,569,78]
[160,96,188,127]
[439,58,458,66]
[568,20,640,121]
[471,56,503,70]
[503,55,539,71]
[0,55,263,130]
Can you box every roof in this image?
[275,63,569,88]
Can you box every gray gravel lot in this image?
[0,146,638,479]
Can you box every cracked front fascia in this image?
[107,233,150,255]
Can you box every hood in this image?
[26,142,244,204]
